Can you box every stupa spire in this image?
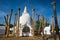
[23,6,28,13]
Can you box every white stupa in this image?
[19,6,33,36]
[20,6,31,25]
[44,25,51,35]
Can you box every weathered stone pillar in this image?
[6,14,9,37]
[32,8,35,36]
[13,13,17,36]
[52,16,55,33]
[51,2,59,40]
[51,1,59,35]
[4,15,8,37]
[16,8,20,37]
[41,15,44,40]
[4,9,13,37]
[36,14,40,34]
[8,9,13,36]
[44,19,47,27]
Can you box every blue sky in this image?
[0,0,60,27]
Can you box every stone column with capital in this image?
[36,14,40,34]
[51,1,59,35]
[51,2,59,40]
[16,8,20,37]
[13,13,17,36]
[8,9,13,36]
[32,8,35,36]
[40,15,45,40]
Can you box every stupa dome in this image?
[20,6,31,25]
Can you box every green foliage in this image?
[9,24,13,28]
[36,17,50,29]
[36,20,49,28]
[36,20,40,28]
[46,22,49,26]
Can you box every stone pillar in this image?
[44,19,47,27]
[13,13,17,36]
[9,9,13,24]
[51,1,59,35]
[32,8,35,36]
[51,2,59,40]
[36,14,40,34]
[16,8,20,37]
[40,18,42,35]
[8,9,13,36]
[41,15,44,40]
[36,14,40,21]
[4,15,8,37]
[4,9,13,37]
[52,16,55,33]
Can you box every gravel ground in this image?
[0,35,59,40]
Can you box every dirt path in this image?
[0,36,59,40]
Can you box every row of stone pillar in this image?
[4,9,13,37]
